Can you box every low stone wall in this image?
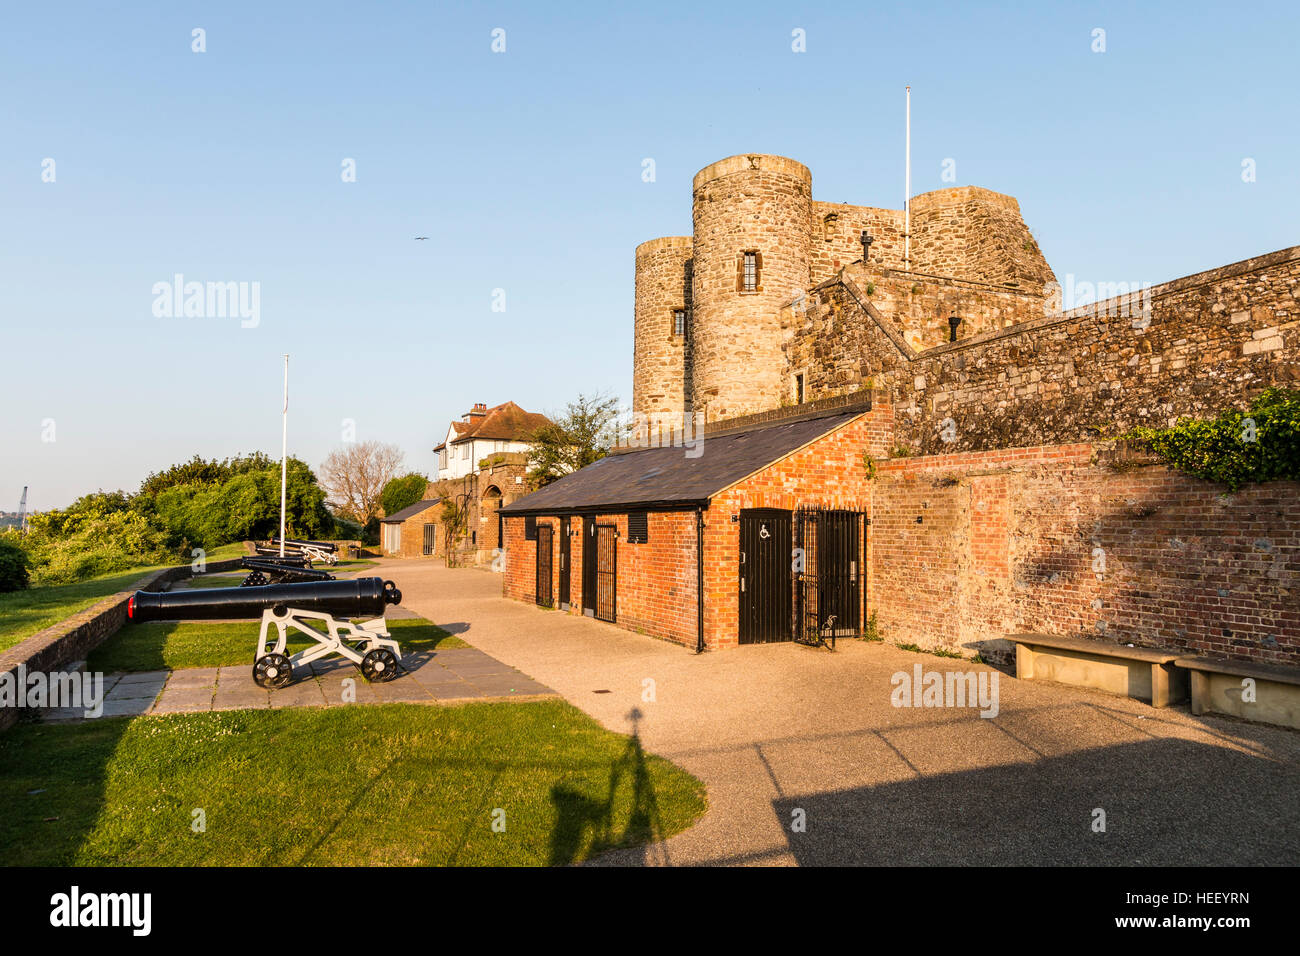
[0,557,244,732]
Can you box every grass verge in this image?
[89,617,467,673]
[0,700,707,866]
[0,543,251,652]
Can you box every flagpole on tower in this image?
[905,85,911,270]
[279,354,288,557]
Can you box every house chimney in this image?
[465,402,488,420]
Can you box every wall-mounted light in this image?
[948,316,963,343]
[860,231,874,263]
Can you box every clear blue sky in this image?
[4,0,1296,510]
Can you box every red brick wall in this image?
[504,408,1298,665]
[504,511,700,646]
[871,445,1300,666]
[704,409,891,649]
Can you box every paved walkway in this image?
[389,559,1300,866]
[43,645,556,721]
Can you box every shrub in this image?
[380,473,429,518]
[0,537,30,592]
[1122,387,1300,491]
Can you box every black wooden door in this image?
[738,509,792,644]
[581,517,597,616]
[536,523,553,607]
[595,524,617,623]
[558,519,571,609]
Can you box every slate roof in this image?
[499,409,863,515]
[380,499,441,524]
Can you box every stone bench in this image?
[1008,633,1189,707]
[1175,656,1300,730]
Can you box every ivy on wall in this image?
[1122,387,1300,491]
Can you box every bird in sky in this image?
[414,236,429,240]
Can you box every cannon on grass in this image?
[267,537,339,566]
[128,577,404,688]
[239,556,335,587]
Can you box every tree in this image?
[380,473,430,518]
[526,392,619,487]
[318,441,405,523]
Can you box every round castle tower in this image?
[689,154,812,421]
[632,236,693,420]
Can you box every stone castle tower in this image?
[632,153,1056,423]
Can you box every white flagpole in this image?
[905,85,911,270]
[279,354,288,557]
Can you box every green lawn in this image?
[0,701,707,866]
[89,616,468,673]
[0,543,253,652]
[185,574,247,589]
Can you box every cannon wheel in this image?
[360,648,399,683]
[253,652,293,689]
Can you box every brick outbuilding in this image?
[379,499,444,558]
[500,399,892,651]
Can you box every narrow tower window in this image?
[739,251,761,293]
[672,308,687,337]
[795,373,805,405]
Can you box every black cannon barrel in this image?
[252,548,311,565]
[241,557,335,581]
[270,537,338,552]
[128,577,401,623]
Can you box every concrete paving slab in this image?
[99,698,154,717]
[113,670,171,684]
[105,681,166,701]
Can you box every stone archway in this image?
[482,485,503,551]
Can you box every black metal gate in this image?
[794,508,864,648]
[558,519,571,609]
[738,509,792,644]
[422,523,436,556]
[594,523,617,623]
[536,523,553,608]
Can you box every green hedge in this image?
[1122,387,1300,491]
[0,539,29,593]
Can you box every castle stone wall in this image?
[909,186,1056,289]
[786,246,1300,454]
[633,236,693,417]
[809,201,906,283]
[690,154,812,421]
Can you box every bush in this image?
[0,538,30,592]
[361,516,381,546]
[380,473,429,519]
[24,508,173,586]
[1123,387,1300,491]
